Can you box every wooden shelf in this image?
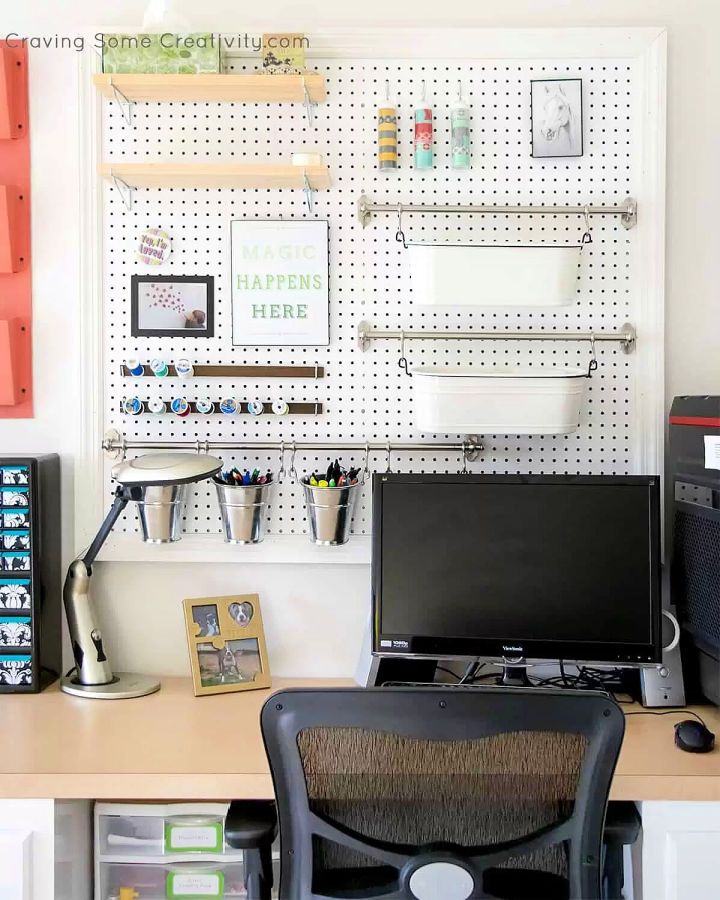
[100,162,331,191]
[93,72,326,104]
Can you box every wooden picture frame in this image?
[131,274,214,338]
[183,594,271,696]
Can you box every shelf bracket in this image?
[303,172,315,214]
[302,76,315,127]
[110,82,134,126]
[111,173,135,211]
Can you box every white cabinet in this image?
[0,829,32,899]
[641,802,720,900]
[0,800,91,900]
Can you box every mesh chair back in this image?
[262,687,624,900]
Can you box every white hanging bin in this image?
[407,243,582,307]
[411,366,590,434]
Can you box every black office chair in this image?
[226,686,625,900]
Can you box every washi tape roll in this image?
[378,105,398,171]
[247,400,264,416]
[125,358,145,377]
[170,397,190,417]
[219,398,238,416]
[175,359,194,379]
[196,398,214,415]
[148,399,166,415]
[150,358,169,378]
[272,400,290,416]
[122,397,143,416]
[414,105,433,169]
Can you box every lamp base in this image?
[61,672,161,700]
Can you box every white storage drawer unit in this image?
[407,243,582,307]
[95,802,249,900]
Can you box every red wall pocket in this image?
[0,41,31,418]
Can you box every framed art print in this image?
[230,220,330,346]
[531,78,583,158]
[131,275,214,337]
[183,594,271,697]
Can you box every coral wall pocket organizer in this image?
[131,275,214,337]
[231,219,329,346]
[0,41,32,418]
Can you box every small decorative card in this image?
[261,33,307,73]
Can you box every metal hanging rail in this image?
[357,193,638,230]
[357,321,637,353]
[102,430,483,461]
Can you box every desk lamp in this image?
[61,452,221,699]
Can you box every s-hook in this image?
[289,441,298,482]
[587,332,598,377]
[395,203,407,249]
[581,205,593,245]
[398,329,412,377]
[385,441,393,473]
[278,440,286,483]
[362,441,371,483]
[460,441,470,475]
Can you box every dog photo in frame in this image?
[183,594,271,697]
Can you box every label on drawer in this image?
[167,871,224,897]
[165,822,223,853]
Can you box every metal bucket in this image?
[215,482,271,544]
[302,480,361,546]
[136,484,187,543]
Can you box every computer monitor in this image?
[372,474,661,666]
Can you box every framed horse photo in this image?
[531,78,583,159]
[183,594,271,697]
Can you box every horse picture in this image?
[531,78,583,158]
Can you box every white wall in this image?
[1,1,718,679]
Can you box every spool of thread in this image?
[150,358,169,378]
[247,400,264,416]
[125,358,144,377]
[170,397,190,418]
[175,359,194,379]
[451,84,471,170]
[219,398,238,416]
[148,399,166,415]
[377,82,398,172]
[414,87,433,169]
[272,400,289,416]
[196,398,214,415]
[122,397,143,416]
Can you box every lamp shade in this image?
[112,452,222,487]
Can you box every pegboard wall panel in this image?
[101,55,646,539]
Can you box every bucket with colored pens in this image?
[298,459,364,546]
[214,468,273,544]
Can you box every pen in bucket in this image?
[298,457,365,546]
[213,465,275,544]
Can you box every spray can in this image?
[377,81,398,172]
[414,82,433,169]
[451,82,471,170]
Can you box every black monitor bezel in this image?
[371,473,662,665]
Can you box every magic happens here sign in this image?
[231,220,329,346]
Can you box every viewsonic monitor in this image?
[372,474,661,665]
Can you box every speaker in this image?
[640,610,685,707]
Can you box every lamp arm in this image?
[82,486,140,570]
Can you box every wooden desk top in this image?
[1,677,719,802]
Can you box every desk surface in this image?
[1,677,719,802]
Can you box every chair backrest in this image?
[262,686,624,900]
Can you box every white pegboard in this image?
[100,55,650,540]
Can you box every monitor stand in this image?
[498,660,532,687]
[367,656,438,687]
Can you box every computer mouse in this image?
[674,719,715,753]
